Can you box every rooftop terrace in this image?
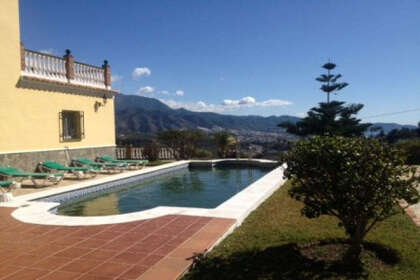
[19,43,116,94]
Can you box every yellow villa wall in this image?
[0,0,116,153]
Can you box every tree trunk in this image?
[343,233,363,266]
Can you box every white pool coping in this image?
[1,159,287,226]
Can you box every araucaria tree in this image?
[316,62,348,103]
[279,62,370,136]
[283,136,419,265]
[280,101,371,137]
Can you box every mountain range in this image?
[115,94,300,134]
[115,94,416,135]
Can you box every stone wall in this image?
[0,146,116,172]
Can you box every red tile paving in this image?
[0,207,235,279]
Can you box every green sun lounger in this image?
[39,161,99,179]
[0,180,13,188]
[0,166,64,187]
[73,157,126,172]
[97,155,148,169]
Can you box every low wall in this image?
[0,146,116,172]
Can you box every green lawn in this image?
[182,181,420,280]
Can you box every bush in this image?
[397,139,420,165]
[194,149,213,159]
[143,142,160,161]
[282,136,419,265]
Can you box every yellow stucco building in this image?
[0,0,118,170]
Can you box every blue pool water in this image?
[57,166,272,216]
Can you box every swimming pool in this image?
[57,165,272,216]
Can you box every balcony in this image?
[19,43,117,94]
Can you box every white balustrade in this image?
[21,49,108,89]
[23,50,67,82]
[73,62,105,89]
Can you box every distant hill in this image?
[369,122,417,134]
[115,94,300,134]
[115,94,416,135]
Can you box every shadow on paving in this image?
[184,239,400,280]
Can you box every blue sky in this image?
[20,0,420,125]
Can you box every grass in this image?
[182,181,420,280]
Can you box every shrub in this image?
[143,142,160,161]
[194,149,213,159]
[397,139,420,165]
[282,136,419,265]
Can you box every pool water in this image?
[57,166,272,216]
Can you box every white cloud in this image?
[175,90,184,96]
[222,96,291,108]
[160,90,169,95]
[159,99,220,112]
[257,99,292,107]
[239,96,256,104]
[39,48,56,55]
[111,74,123,83]
[132,67,151,79]
[160,96,292,113]
[136,86,155,95]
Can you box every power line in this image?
[361,108,420,119]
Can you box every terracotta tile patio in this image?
[0,207,235,280]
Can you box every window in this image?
[59,110,84,141]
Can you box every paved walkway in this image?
[0,207,235,280]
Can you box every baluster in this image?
[49,57,54,79]
[30,53,35,74]
[35,53,40,75]
[89,67,94,84]
[77,64,81,82]
[29,53,35,74]
[43,55,47,78]
[41,54,46,76]
[58,59,63,80]
[46,56,51,79]
[34,53,40,75]
[55,58,59,79]
[25,52,30,73]
[53,57,58,79]
[97,69,101,85]
[82,65,87,83]
[62,59,66,80]
[86,65,89,83]
[74,63,78,81]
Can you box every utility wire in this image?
[361,108,420,119]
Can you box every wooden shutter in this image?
[80,111,85,139]
[59,111,63,142]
